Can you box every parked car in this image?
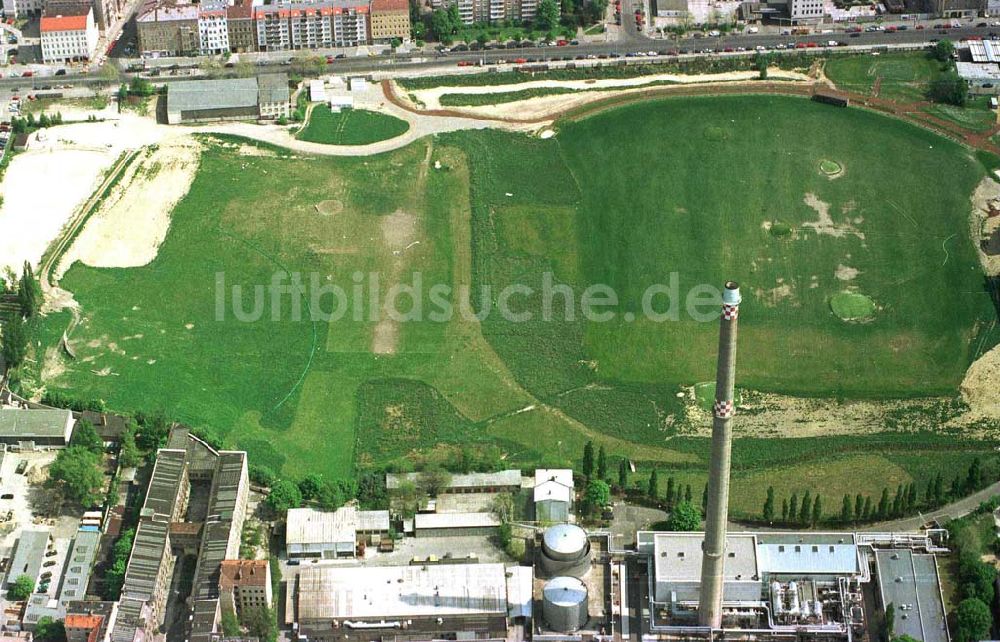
[54,68,66,75]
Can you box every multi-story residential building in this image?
[38,8,99,65]
[428,0,534,24]
[253,5,291,50]
[135,0,199,56]
[289,5,334,49]
[254,0,367,51]
[219,560,272,617]
[226,0,256,51]
[369,0,409,42]
[330,2,367,46]
[1,0,43,22]
[198,0,229,54]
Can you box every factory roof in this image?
[166,77,259,115]
[257,73,289,106]
[121,520,169,601]
[110,597,149,642]
[414,512,501,530]
[534,469,573,504]
[191,452,247,602]
[876,550,949,642]
[0,408,74,441]
[190,599,221,642]
[296,563,508,620]
[141,449,186,521]
[969,39,1000,63]
[6,529,49,586]
[386,469,522,491]
[287,506,388,545]
[652,532,758,582]
[24,528,101,624]
[756,533,860,575]
[957,61,1000,80]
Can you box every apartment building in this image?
[254,0,367,51]
[369,0,409,42]
[219,560,272,616]
[226,0,256,51]
[428,0,534,24]
[198,0,229,53]
[1,0,43,22]
[135,0,199,56]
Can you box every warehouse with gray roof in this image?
[165,74,289,124]
[0,408,75,448]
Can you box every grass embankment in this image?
[297,106,410,145]
[29,96,1000,513]
[439,87,578,106]
[400,53,813,90]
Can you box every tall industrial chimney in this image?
[697,281,742,629]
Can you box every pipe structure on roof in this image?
[697,281,742,629]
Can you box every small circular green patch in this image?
[770,222,793,238]
[819,159,843,176]
[830,291,876,322]
[703,126,730,142]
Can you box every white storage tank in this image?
[543,576,588,632]
[540,524,591,577]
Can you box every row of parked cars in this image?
[442,39,579,54]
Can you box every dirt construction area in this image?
[399,68,813,121]
[55,139,202,277]
[0,112,184,276]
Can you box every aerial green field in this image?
[824,51,946,102]
[29,95,1000,515]
[297,106,410,145]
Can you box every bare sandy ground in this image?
[0,113,185,276]
[404,68,812,120]
[962,344,1000,421]
[971,176,1000,276]
[56,139,201,276]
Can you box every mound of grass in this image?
[769,222,793,238]
[439,87,577,107]
[819,159,842,175]
[830,291,877,321]
[703,125,730,141]
[297,106,409,145]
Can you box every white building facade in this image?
[40,8,98,63]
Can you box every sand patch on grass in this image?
[380,209,418,251]
[57,139,201,276]
[961,344,1000,420]
[835,264,860,281]
[802,192,865,240]
[971,176,1000,275]
[754,282,795,307]
[372,319,399,355]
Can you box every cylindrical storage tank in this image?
[540,524,591,578]
[543,576,588,632]
[542,524,588,560]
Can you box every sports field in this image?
[31,95,1000,511]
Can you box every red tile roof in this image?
[219,559,269,589]
[41,13,88,30]
[371,0,408,12]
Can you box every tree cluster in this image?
[103,528,135,599]
[49,446,104,507]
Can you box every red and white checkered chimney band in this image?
[722,303,739,321]
[713,399,735,418]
